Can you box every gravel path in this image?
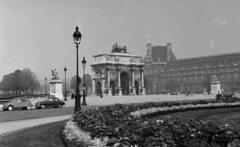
[0,115,72,135]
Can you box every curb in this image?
[0,118,70,138]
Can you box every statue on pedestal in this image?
[211,75,219,82]
[52,69,59,80]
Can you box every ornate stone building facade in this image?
[144,43,240,93]
[91,44,145,96]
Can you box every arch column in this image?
[92,78,96,96]
[140,68,145,95]
[117,67,122,96]
[131,68,136,95]
[107,67,112,96]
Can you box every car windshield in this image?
[9,99,16,102]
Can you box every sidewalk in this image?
[0,115,72,135]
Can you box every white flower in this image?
[156,119,163,123]
[225,124,229,127]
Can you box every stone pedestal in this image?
[211,81,221,95]
[132,87,136,95]
[108,88,112,96]
[50,80,64,101]
[141,87,146,95]
[118,88,122,96]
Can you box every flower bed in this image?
[63,100,240,147]
[130,102,240,119]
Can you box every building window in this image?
[184,77,186,81]
[195,76,198,80]
[228,74,231,79]
[221,75,224,79]
[235,74,238,78]
[189,77,192,81]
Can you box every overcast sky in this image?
[0,0,240,81]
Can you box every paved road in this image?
[29,93,215,107]
[0,94,215,135]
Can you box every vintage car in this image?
[35,97,65,109]
[2,97,33,111]
[233,91,240,98]
[216,91,239,101]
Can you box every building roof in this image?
[178,51,240,61]
[93,52,142,58]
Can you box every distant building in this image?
[91,43,145,96]
[144,43,240,94]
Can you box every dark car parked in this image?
[35,97,65,109]
[216,91,236,101]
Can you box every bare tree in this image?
[29,71,40,94]
[20,68,32,94]
[12,70,22,94]
[0,74,13,94]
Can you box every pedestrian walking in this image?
[71,92,75,99]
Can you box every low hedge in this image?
[63,100,240,147]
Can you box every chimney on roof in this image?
[146,43,152,50]
[167,43,172,50]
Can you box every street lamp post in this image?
[100,72,103,98]
[82,57,87,105]
[207,75,210,95]
[45,77,47,94]
[73,26,82,112]
[64,67,67,101]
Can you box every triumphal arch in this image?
[91,43,145,96]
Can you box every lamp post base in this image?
[64,94,68,101]
[74,93,81,112]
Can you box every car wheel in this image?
[58,105,62,108]
[27,106,31,110]
[8,106,13,111]
[41,105,45,109]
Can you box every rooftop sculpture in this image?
[52,69,59,80]
[111,43,127,53]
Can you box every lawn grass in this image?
[1,106,240,147]
[0,120,68,147]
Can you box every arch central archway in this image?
[120,72,129,95]
[96,81,101,96]
[135,81,139,95]
[110,81,116,95]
